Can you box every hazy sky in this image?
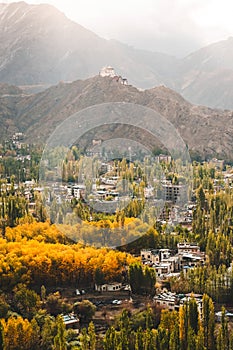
[4,0,233,56]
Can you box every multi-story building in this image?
[141,242,205,277]
[177,242,200,254]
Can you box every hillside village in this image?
[0,119,233,349]
[0,124,233,347]
[1,2,233,348]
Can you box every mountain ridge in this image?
[1,76,232,161]
[2,2,233,109]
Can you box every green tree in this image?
[13,285,40,319]
[118,309,131,350]
[74,300,96,325]
[189,297,199,334]
[41,316,56,350]
[202,294,215,350]
[196,326,206,350]
[135,327,143,350]
[104,326,117,350]
[187,327,196,350]
[80,327,89,350]
[53,315,67,350]
[216,307,229,350]
[0,321,3,350]
[129,263,156,295]
[129,263,143,294]
[169,323,180,350]
[88,322,96,350]
[29,318,41,350]
[41,285,46,301]
[144,266,156,296]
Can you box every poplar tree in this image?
[53,315,67,350]
[88,322,96,350]
[0,321,3,350]
[202,294,215,350]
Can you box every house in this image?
[156,154,172,163]
[62,314,79,329]
[215,310,233,322]
[177,242,200,254]
[141,242,205,278]
[154,291,178,311]
[141,249,160,264]
[141,249,180,274]
[92,139,102,146]
[154,292,203,314]
[159,249,170,261]
[95,282,122,292]
[122,78,128,85]
[162,255,181,272]
[180,253,205,270]
[178,243,205,270]
[154,262,172,277]
[209,158,224,169]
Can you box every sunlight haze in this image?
[3,0,233,56]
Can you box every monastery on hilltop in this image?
[99,66,128,85]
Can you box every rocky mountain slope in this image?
[0,2,176,90]
[178,37,233,110]
[1,2,233,109]
[0,76,232,161]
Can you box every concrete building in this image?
[95,282,122,292]
[154,262,172,277]
[156,154,172,163]
[141,249,160,264]
[154,292,203,314]
[177,242,200,254]
[162,181,185,203]
[154,291,178,311]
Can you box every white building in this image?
[154,291,178,311]
[99,66,116,78]
[154,262,172,277]
[177,242,200,254]
[95,282,122,292]
[62,314,79,329]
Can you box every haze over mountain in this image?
[1,76,233,161]
[0,2,176,90]
[1,2,233,109]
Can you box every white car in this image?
[112,299,119,304]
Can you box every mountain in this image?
[0,2,176,89]
[1,2,233,110]
[1,76,232,161]
[178,37,233,109]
